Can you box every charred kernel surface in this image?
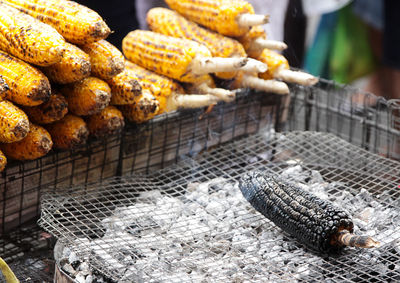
[0,2,65,66]
[122,30,212,83]
[119,91,160,124]
[0,50,51,106]
[41,42,91,84]
[86,106,124,138]
[45,114,88,150]
[0,123,52,160]
[0,150,6,172]
[124,60,184,114]
[239,171,354,253]
[106,68,142,105]
[22,92,68,124]
[147,8,246,59]
[0,100,29,143]
[2,0,110,45]
[61,77,111,116]
[81,40,125,80]
[164,0,255,37]
[0,76,9,98]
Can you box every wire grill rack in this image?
[39,131,400,282]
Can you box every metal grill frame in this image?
[39,132,400,282]
[1,79,400,281]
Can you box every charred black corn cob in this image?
[239,171,380,253]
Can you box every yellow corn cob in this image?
[0,122,52,160]
[0,2,65,66]
[122,30,264,83]
[124,60,221,114]
[45,114,88,150]
[0,76,8,97]
[41,42,91,84]
[86,106,124,138]
[22,92,68,124]
[0,150,6,172]
[0,100,29,143]
[118,91,160,124]
[61,77,111,116]
[124,60,183,113]
[258,49,318,86]
[2,0,110,45]
[147,7,251,80]
[164,0,268,37]
[81,40,125,80]
[0,50,51,106]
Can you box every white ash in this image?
[58,168,400,282]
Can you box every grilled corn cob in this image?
[0,100,29,143]
[45,114,88,150]
[2,0,110,44]
[106,68,143,105]
[41,42,91,84]
[126,60,234,103]
[0,123,52,160]
[86,106,124,138]
[0,2,65,66]
[258,49,318,86]
[164,0,268,37]
[22,92,68,124]
[239,171,380,253]
[61,77,111,116]
[125,60,223,113]
[0,51,51,106]
[0,76,8,97]
[81,40,125,80]
[122,30,266,83]
[118,91,160,123]
[0,150,6,172]
[238,26,287,58]
[147,7,264,80]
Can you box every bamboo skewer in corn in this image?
[164,0,269,37]
[146,7,266,81]
[257,49,318,86]
[232,73,289,95]
[122,30,267,84]
[237,26,287,58]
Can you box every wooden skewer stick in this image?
[239,74,289,95]
[237,14,270,28]
[253,37,288,51]
[193,82,236,103]
[166,93,220,112]
[337,230,380,248]
[274,67,319,86]
[190,57,267,75]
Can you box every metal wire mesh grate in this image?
[39,131,400,282]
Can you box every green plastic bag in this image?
[329,5,376,84]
